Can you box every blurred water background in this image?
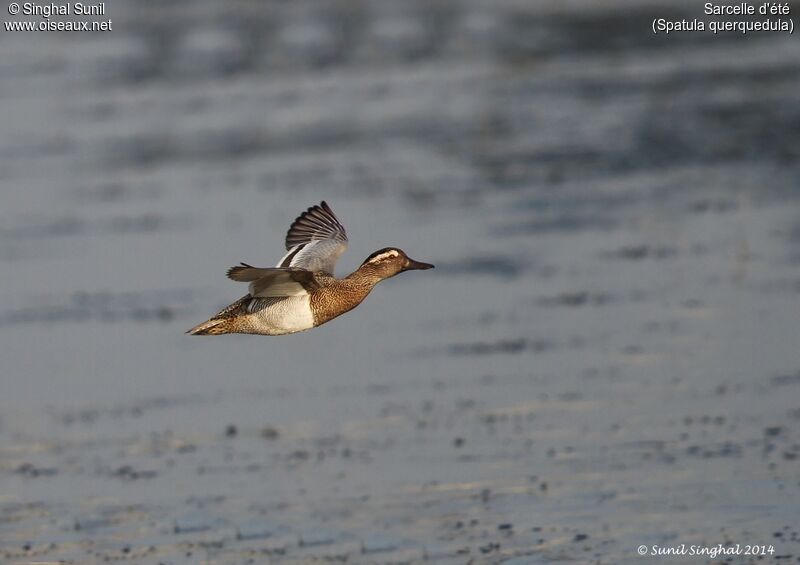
[1,1,800,563]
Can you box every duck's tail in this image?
[186,295,251,336]
[186,317,230,335]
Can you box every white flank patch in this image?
[249,295,315,334]
[274,295,315,333]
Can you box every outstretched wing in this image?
[277,201,348,274]
[227,263,321,298]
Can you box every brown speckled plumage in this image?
[309,271,381,327]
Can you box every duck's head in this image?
[360,247,434,279]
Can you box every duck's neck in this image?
[345,264,389,287]
[311,266,387,327]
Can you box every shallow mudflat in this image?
[2,1,800,563]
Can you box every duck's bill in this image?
[404,258,435,271]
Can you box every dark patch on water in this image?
[173,514,218,535]
[15,462,58,478]
[498,7,680,60]
[0,216,85,238]
[70,182,162,204]
[685,442,742,459]
[236,521,273,541]
[52,393,207,427]
[448,338,553,356]
[495,214,617,236]
[636,97,800,168]
[100,134,174,168]
[0,213,187,240]
[603,245,678,261]
[771,371,800,387]
[757,279,800,295]
[537,291,617,308]
[109,465,159,481]
[0,289,194,328]
[688,198,739,214]
[435,256,525,279]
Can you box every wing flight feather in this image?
[226,265,320,298]
[278,201,348,274]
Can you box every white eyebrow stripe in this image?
[370,250,400,262]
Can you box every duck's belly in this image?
[246,295,315,335]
